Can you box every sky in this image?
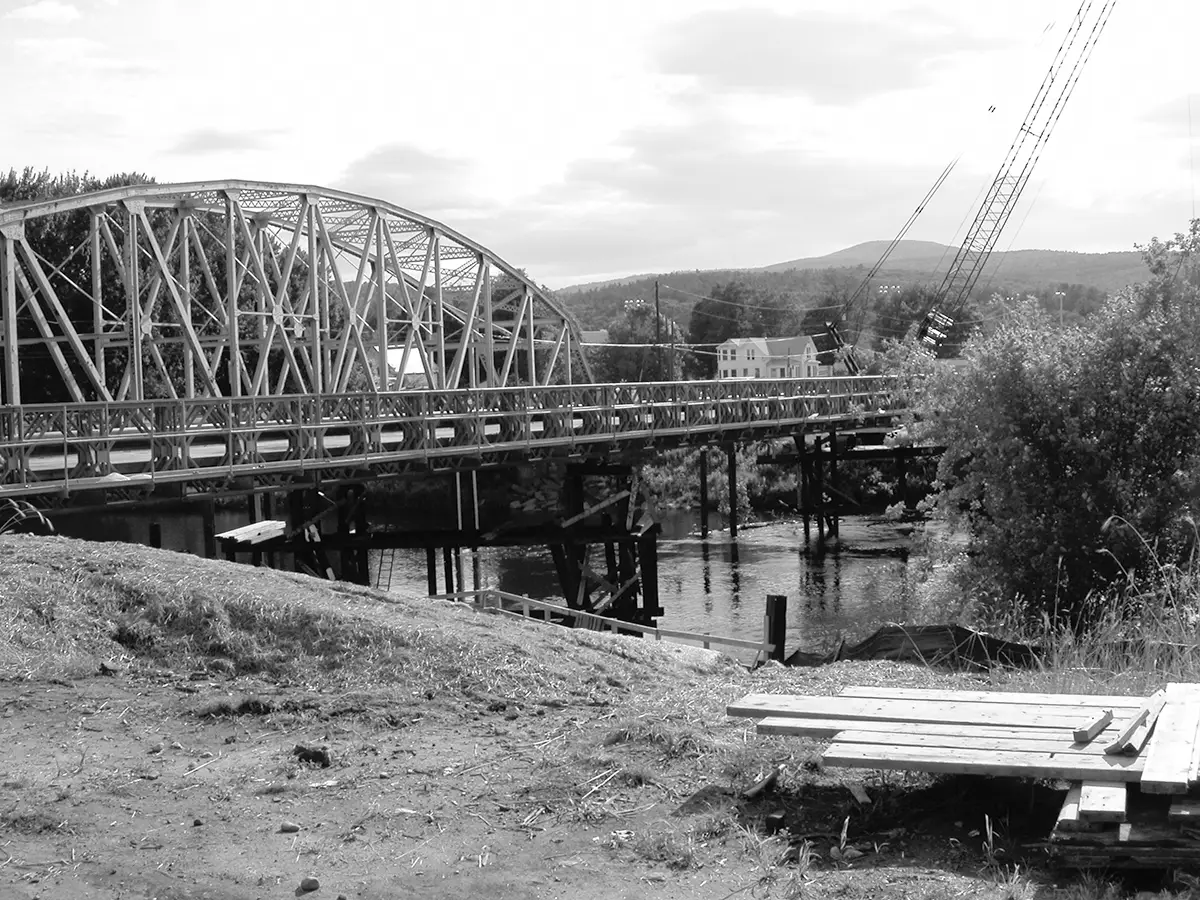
[2,0,1198,288]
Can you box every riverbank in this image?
[0,535,1185,899]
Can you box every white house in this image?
[715,335,833,380]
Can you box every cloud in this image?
[337,143,484,215]
[439,111,987,280]
[1140,95,1200,132]
[12,35,154,75]
[165,129,277,156]
[657,7,994,105]
[5,0,80,22]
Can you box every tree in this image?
[1,168,157,401]
[685,281,807,378]
[915,248,1200,627]
[593,298,685,382]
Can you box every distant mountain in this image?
[558,240,1148,298]
[763,240,954,271]
[760,240,1147,294]
[553,240,1151,331]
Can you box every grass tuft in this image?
[602,719,714,759]
[631,825,699,870]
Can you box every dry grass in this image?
[0,535,740,700]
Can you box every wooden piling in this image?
[766,594,787,663]
[426,546,438,595]
[727,445,738,538]
[797,442,812,543]
[201,497,216,559]
[828,429,839,539]
[638,530,662,621]
[149,522,162,549]
[813,441,826,543]
[698,449,709,539]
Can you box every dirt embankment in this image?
[0,534,1181,899]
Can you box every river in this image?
[50,505,930,662]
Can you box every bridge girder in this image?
[0,180,592,404]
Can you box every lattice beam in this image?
[0,180,591,404]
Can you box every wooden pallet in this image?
[729,683,1200,868]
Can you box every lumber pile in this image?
[728,683,1200,868]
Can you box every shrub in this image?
[914,232,1200,626]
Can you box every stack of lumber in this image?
[728,683,1200,868]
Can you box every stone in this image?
[299,876,319,892]
[280,822,301,833]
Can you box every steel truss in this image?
[0,180,591,405]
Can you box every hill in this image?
[555,241,1149,330]
[761,240,1147,295]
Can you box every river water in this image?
[50,505,928,662]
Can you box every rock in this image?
[280,821,301,833]
[193,818,203,827]
[299,876,319,892]
[98,660,125,676]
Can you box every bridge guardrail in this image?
[0,376,904,495]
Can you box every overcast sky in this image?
[2,0,1197,287]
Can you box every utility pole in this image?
[654,280,662,380]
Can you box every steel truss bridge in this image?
[0,181,905,500]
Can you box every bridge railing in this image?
[0,376,903,494]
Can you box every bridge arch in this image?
[0,180,592,404]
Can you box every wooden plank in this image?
[1138,684,1200,794]
[1077,782,1127,823]
[216,520,286,544]
[833,729,1113,756]
[821,741,1145,782]
[1104,689,1167,755]
[1167,797,1200,823]
[755,716,1110,740]
[1056,784,1086,832]
[1073,709,1113,744]
[729,694,1124,729]
[839,686,1145,709]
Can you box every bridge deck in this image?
[0,376,905,498]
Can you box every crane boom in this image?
[917,0,1117,349]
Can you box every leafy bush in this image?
[914,227,1200,626]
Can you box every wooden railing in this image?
[433,587,780,665]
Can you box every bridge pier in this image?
[698,449,710,539]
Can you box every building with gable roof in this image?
[715,335,835,380]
